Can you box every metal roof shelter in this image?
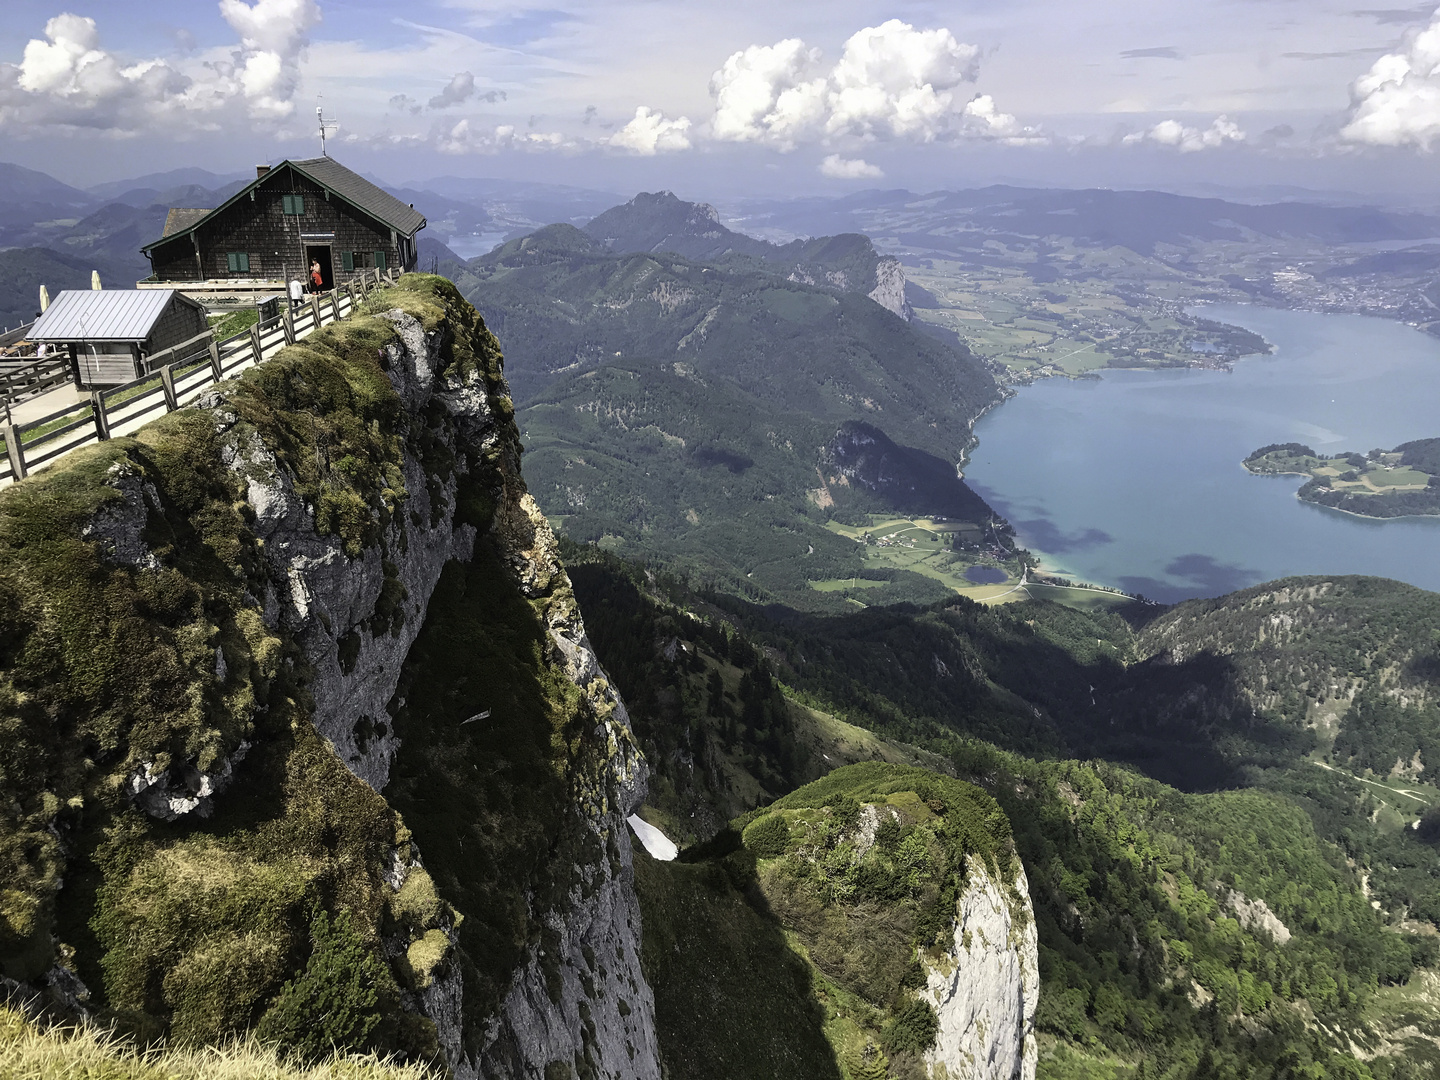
[29,289,208,389]
[32,289,181,341]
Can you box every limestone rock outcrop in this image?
[868,255,914,321]
[924,858,1040,1080]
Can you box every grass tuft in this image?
[0,1005,438,1079]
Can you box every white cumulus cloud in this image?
[218,0,321,119]
[0,1,320,135]
[960,94,1047,145]
[436,117,574,154]
[5,13,192,129]
[429,71,476,109]
[710,39,826,149]
[825,20,978,141]
[1123,114,1246,152]
[709,20,1025,149]
[1340,7,1440,149]
[609,105,692,154]
[819,154,883,178]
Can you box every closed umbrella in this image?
[91,270,101,290]
[39,285,49,313]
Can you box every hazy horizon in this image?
[0,1,1438,204]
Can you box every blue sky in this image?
[1,0,1439,199]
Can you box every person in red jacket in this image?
[309,259,323,293]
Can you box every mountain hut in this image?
[139,156,426,308]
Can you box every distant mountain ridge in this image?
[584,190,913,320]
[739,184,1440,257]
[0,162,92,208]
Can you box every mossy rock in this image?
[0,274,522,1068]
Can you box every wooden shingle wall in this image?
[143,299,208,355]
[147,166,413,283]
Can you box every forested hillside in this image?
[566,548,1440,1078]
[450,223,1002,608]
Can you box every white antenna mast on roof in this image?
[317,100,338,157]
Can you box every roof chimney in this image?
[256,165,271,178]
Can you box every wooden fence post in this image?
[250,323,262,362]
[160,364,178,412]
[208,340,223,382]
[310,295,321,326]
[90,391,110,440]
[283,306,296,344]
[3,423,26,480]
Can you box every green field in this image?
[1314,760,1440,834]
[817,515,1133,611]
[1245,442,1440,518]
[902,249,1267,380]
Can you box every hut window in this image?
[374,250,387,271]
[226,252,251,273]
[282,194,305,215]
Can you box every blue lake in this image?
[964,305,1440,603]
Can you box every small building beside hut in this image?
[27,289,208,388]
[140,156,425,308]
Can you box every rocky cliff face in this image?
[0,275,661,1077]
[924,858,1039,1080]
[867,255,914,321]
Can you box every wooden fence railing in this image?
[0,268,400,487]
[0,356,71,421]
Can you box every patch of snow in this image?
[628,813,678,861]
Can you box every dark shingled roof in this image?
[290,157,426,237]
[163,208,212,237]
[143,156,426,253]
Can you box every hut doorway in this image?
[304,245,333,291]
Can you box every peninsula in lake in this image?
[1245,438,1440,518]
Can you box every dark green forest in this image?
[564,546,1440,1078]
[444,222,1002,608]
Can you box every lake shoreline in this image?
[964,303,1440,603]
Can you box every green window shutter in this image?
[238,252,250,273]
[340,251,353,272]
[294,195,303,215]
[281,195,291,214]
[374,251,387,271]
[227,252,239,272]
[282,194,305,215]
